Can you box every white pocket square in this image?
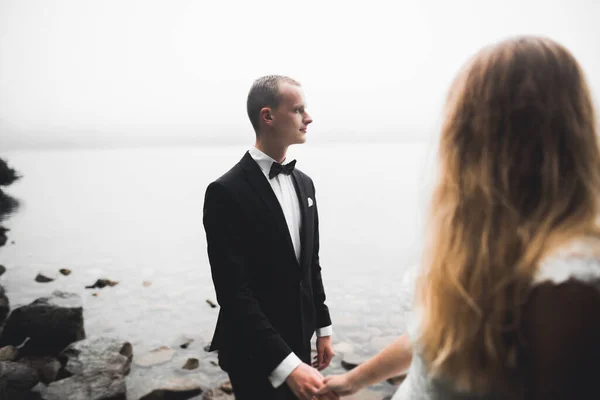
[307,197,314,207]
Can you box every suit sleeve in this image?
[523,281,600,400]
[203,181,293,375]
[309,181,332,329]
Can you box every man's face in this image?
[270,83,313,147]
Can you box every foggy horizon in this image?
[1,0,599,151]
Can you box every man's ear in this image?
[260,107,274,127]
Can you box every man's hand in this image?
[286,363,337,400]
[312,336,334,371]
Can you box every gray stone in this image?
[18,356,61,384]
[61,337,133,377]
[135,346,174,367]
[35,273,56,283]
[0,291,85,355]
[387,373,407,386]
[0,228,7,247]
[0,345,18,361]
[219,381,232,394]
[202,384,234,400]
[182,358,200,370]
[139,377,204,400]
[341,353,367,370]
[0,361,39,399]
[0,265,6,276]
[41,372,126,400]
[180,337,194,349]
[0,284,9,325]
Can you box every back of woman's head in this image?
[418,36,600,392]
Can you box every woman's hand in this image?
[316,373,362,397]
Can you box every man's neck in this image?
[254,139,288,164]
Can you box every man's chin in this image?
[295,135,308,144]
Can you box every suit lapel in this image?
[240,152,298,265]
[291,169,310,272]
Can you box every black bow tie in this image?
[269,160,297,179]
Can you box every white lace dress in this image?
[392,238,600,400]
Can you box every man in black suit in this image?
[203,75,336,400]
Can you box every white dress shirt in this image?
[248,146,333,388]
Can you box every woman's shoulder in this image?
[534,235,600,287]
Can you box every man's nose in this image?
[304,112,313,125]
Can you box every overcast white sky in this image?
[1,0,599,149]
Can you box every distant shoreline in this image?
[1,137,433,153]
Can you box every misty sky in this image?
[1,0,599,149]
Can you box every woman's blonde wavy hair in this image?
[417,36,600,392]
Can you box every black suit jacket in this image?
[203,151,332,377]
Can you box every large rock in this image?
[134,346,175,367]
[341,353,367,370]
[0,361,39,399]
[18,356,62,384]
[203,386,235,400]
[41,372,126,400]
[0,284,9,326]
[60,337,133,377]
[0,346,18,362]
[139,377,203,400]
[0,291,85,355]
[0,227,7,247]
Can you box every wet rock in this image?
[41,372,126,400]
[203,385,235,400]
[139,377,203,400]
[85,279,119,289]
[0,361,39,399]
[31,382,47,399]
[179,337,194,349]
[59,269,72,276]
[206,299,217,308]
[387,373,407,386]
[0,291,85,356]
[341,353,367,370]
[0,284,9,325]
[61,337,133,377]
[135,346,174,367]
[219,381,232,394]
[0,265,6,276]
[0,159,20,186]
[0,227,7,247]
[35,273,56,283]
[18,356,61,384]
[182,358,199,370]
[0,345,18,361]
